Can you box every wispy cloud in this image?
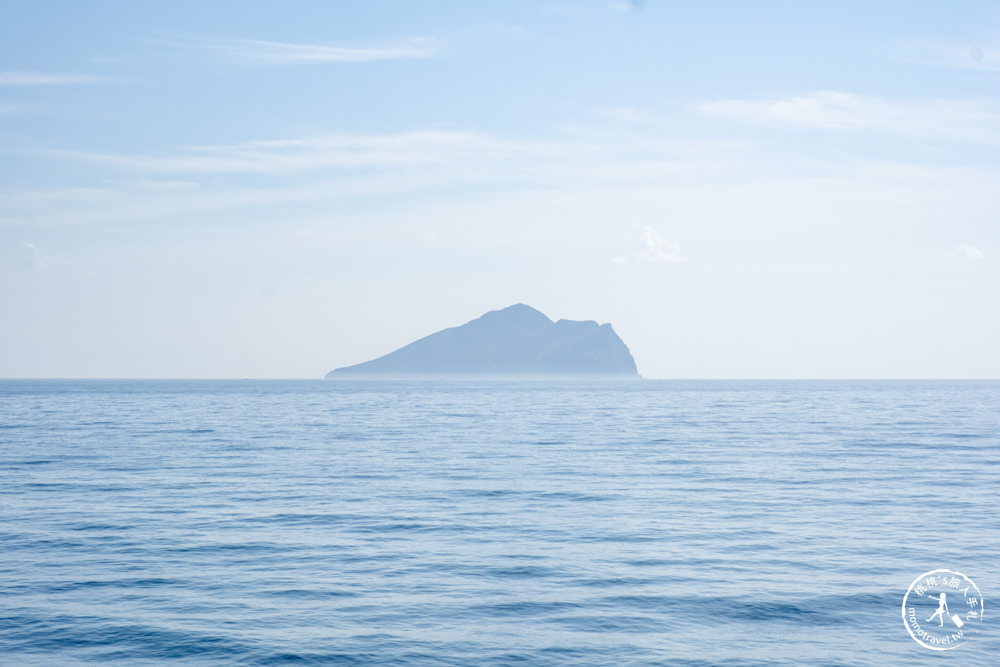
[7,126,730,228]
[0,70,120,85]
[609,0,647,12]
[896,41,1000,72]
[169,36,439,64]
[40,131,534,175]
[6,129,563,226]
[13,121,1000,233]
[20,241,59,270]
[698,91,1000,140]
[954,244,984,259]
[597,107,659,124]
[638,226,684,263]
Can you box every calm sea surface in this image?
[1,380,998,665]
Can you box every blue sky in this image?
[2,0,998,378]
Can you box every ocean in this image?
[1,379,997,666]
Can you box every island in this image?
[325,303,639,378]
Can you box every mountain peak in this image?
[495,302,548,317]
[327,304,638,378]
[475,303,552,328]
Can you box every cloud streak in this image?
[896,41,1000,73]
[597,107,660,124]
[11,121,1000,234]
[0,70,120,85]
[5,127,730,228]
[699,91,1000,140]
[40,131,537,175]
[609,0,647,12]
[169,36,439,64]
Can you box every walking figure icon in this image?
[925,593,949,626]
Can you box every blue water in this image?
[1,380,998,666]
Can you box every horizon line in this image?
[2,377,998,382]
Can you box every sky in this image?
[1,0,998,379]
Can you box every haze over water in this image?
[2,379,997,665]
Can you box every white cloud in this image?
[638,226,684,263]
[21,241,56,270]
[169,36,439,64]
[40,131,528,175]
[610,256,627,265]
[698,91,1000,140]
[954,244,984,259]
[0,71,119,85]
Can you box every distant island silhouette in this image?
[326,304,639,378]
